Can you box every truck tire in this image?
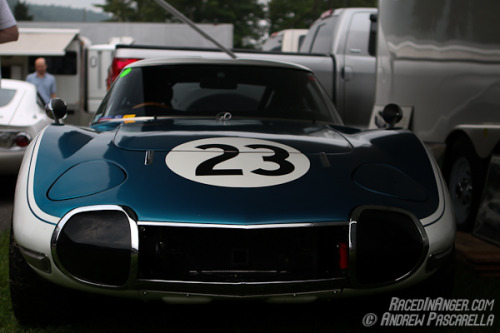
[9,226,74,325]
[443,138,487,231]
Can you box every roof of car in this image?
[125,57,312,72]
[0,78,38,91]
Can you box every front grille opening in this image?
[231,248,249,265]
[138,225,348,283]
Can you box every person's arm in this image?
[0,24,18,43]
[50,76,56,98]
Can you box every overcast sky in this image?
[25,0,106,12]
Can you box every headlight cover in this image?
[352,163,427,202]
[48,160,126,200]
[51,206,135,286]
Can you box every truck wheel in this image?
[9,227,74,325]
[444,138,486,231]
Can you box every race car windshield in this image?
[93,64,342,124]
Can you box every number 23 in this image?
[195,143,295,176]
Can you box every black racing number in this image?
[247,144,295,176]
[195,144,243,176]
[195,143,295,176]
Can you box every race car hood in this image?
[30,119,440,225]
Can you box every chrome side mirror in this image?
[45,98,67,124]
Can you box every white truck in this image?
[369,0,500,231]
[107,7,378,128]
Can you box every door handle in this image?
[342,66,353,81]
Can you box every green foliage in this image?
[0,230,16,331]
[13,0,33,21]
[97,0,379,48]
[97,0,265,48]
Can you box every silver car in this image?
[0,79,50,174]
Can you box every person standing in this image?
[0,0,19,81]
[26,57,56,104]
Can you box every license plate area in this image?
[138,224,349,283]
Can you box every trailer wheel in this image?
[443,137,487,231]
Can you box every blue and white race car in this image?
[10,58,455,324]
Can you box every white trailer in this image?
[86,38,134,113]
[0,28,92,125]
[86,44,115,114]
[369,0,500,231]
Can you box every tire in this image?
[9,227,74,325]
[443,137,487,231]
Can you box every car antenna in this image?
[153,0,238,60]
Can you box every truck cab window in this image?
[303,17,338,54]
[345,13,373,56]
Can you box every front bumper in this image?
[14,202,455,302]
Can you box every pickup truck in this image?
[107,7,377,128]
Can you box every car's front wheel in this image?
[9,226,73,325]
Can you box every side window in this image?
[345,12,374,57]
[301,16,338,54]
[0,88,16,107]
[309,19,336,53]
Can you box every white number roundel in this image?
[165,137,310,188]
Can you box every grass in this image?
[1,228,499,332]
[0,230,13,332]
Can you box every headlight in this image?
[51,206,137,287]
[350,206,428,287]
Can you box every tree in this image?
[267,0,376,33]
[14,0,33,21]
[97,0,265,48]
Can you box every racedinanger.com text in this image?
[362,297,496,327]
